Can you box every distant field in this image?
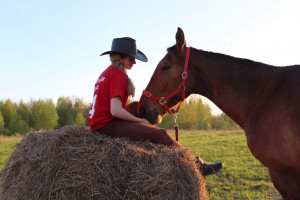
[176,130,279,200]
[0,131,279,199]
[0,137,21,175]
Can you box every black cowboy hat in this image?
[100,37,148,62]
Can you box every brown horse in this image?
[139,28,300,200]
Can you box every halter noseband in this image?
[142,47,190,141]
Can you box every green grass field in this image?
[0,137,21,178]
[177,130,280,200]
[0,131,280,199]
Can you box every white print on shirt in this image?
[94,77,105,92]
[94,85,99,91]
[96,77,105,83]
[89,95,97,119]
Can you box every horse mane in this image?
[198,49,275,68]
[167,44,274,68]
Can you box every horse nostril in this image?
[152,109,159,118]
[139,107,145,117]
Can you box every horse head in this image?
[139,28,196,124]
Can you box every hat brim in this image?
[100,49,148,62]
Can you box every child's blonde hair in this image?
[110,54,135,97]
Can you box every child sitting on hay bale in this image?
[88,37,223,176]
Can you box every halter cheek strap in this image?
[142,47,190,141]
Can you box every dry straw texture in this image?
[0,126,208,200]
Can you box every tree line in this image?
[0,95,240,136]
[158,95,240,130]
[0,97,90,136]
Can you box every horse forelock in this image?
[167,44,177,53]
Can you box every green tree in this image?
[220,113,240,129]
[8,113,19,134]
[196,97,213,130]
[211,113,240,130]
[8,113,30,135]
[57,97,90,127]
[0,105,12,136]
[56,97,75,127]
[0,100,4,113]
[158,113,174,129]
[69,107,78,125]
[74,97,90,126]
[74,97,87,114]
[158,95,223,130]
[2,99,16,129]
[0,111,4,129]
[17,119,31,134]
[17,100,33,128]
[82,103,91,126]
[75,113,86,126]
[158,95,199,129]
[32,99,58,130]
[175,95,213,130]
[177,100,198,129]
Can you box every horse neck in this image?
[190,49,278,129]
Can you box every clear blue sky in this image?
[1,0,300,114]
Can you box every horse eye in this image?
[162,65,171,71]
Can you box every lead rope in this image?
[173,114,179,141]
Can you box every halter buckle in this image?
[182,72,188,79]
[179,85,185,90]
[159,97,167,105]
[144,91,152,97]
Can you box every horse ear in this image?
[176,27,186,50]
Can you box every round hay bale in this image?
[0,126,208,200]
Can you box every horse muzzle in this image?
[139,106,162,125]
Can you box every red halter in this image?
[142,47,190,141]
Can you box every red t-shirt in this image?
[88,65,128,131]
